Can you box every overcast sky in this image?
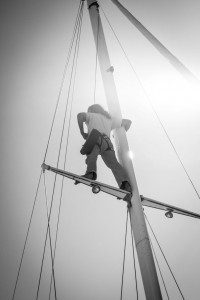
[1,0,200,299]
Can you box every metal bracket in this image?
[41,162,50,173]
[106,66,114,73]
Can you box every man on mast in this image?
[77,104,132,197]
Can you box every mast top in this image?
[87,0,99,9]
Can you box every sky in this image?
[1,0,200,299]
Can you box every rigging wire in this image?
[93,9,100,104]
[11,4,84,299]
[99,3,200,202]
[35,2,85,299]
[11,170,43,300]
[149,234,170,299]
[36,2,83,299]
[120,207,139,300]
[145,213,185,300]
[128,209,139,300]
[43,174,58,300]
[43,0,83,163]
[48,3,84,299]
[120,207,129,300]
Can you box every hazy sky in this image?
[1,0,200,299]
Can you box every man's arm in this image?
[111,118,132,131]
[77,112,88,139]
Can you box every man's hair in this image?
[88,104,111,119]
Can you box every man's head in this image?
[87,104,111,119]
[87,104,103,113]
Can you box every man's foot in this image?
[120,181,132,193]
[74,171,97,184]
[82,171,97,180]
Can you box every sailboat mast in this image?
[87,1,162,299]
[110,0,199,84]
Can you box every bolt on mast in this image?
[87,1,162,299]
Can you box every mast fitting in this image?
[41,162,50,172]
[88,1,99,10]
[106,66,114,73]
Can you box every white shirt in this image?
[86,112,113,137]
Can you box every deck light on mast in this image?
[165,210,174,218]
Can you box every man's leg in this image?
[84,145,100,179]
[101,139,129,187]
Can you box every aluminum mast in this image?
[87,1,162,299]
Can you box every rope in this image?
[11,170,43,300]
[145,214,185,299]
[93,10,100,104]
[120,207,129,300]
[48,3,84,299]
[128,209,139,300]
[35,3,84,299]
[100,3,200,203]
[149,236,169,299]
